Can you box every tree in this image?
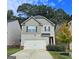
[17,3,71,25]
[7,10,14,20]
[17,3,55,19]
[56,22,72,52]
[17,3,33,17]
[51,9,70,25]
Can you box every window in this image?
[44,26,50,32]
[48,26,50,31]
[26,26,37,32]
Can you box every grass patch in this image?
[49,51,71,59]
[7,47,22,56]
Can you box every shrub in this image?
[60,52,69,56]
[46,44,65,51]
[46,45,55,51]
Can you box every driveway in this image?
[11,50,53,59]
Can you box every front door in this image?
[49,37,53,45]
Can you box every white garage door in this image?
[24,40,46,50]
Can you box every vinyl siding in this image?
[21,17,55,46]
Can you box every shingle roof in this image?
[7,20,17,23]
[21,16,42,25]
[21,15,55,26]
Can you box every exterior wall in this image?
[68,21,72,50]
[55,24,61,32]
[36,18,55,45]
[21,17,55,46]
[7,20,21,46]
[22,19,41,34]
[69,23,72,34]
[36,18,55,36]
[69,42,72,50]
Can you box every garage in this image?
[24,40,46,50]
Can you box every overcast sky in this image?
[7,0,72,16]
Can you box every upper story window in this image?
[44,26,50,32]
[26,26,37,32]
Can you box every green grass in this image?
[49,51,71,59]
[7,47,22,56]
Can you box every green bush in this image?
[46,44,65,51]
[46,45,55,51]
[60,52,69,56]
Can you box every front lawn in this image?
[49,51,71,59]
[7,47,22,56]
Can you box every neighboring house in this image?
[55,24,61,33]
[7,20,21,47]
[21,15,55,50]
[68,21,72,34]
[68,21,72,50]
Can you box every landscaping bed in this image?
[49,51,71,59]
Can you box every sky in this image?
[7,0,72,16]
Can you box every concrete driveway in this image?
[10,50,53,59]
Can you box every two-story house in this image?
[21,15,55,50]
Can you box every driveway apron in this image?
[11,50,53,59]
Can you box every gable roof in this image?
[21,15,55,26]
[21,16,42,25]
[7,20,19,24]
[34,15,55,26]
[7,20,17,23]
[68,21,72,25]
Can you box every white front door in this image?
[24,40,46,50]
